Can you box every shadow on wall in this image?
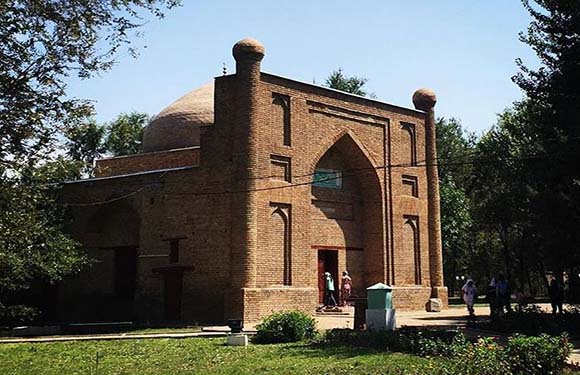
[59,202,141,323]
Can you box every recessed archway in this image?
[310,132,386,298]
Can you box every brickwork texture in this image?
[59,38,448,325]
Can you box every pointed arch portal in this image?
[310,133,386,299]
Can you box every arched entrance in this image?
[310,133,385,303]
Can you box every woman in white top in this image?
[462,279,477,319]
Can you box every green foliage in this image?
[505,334,572,375]
[510,0,580,277]
[436,117,476,187]
[440,337,511,375]
[64,118,106,176]
[323,328,573,375]
[0,160,90,325]
[0,0,180,167]
[0,0,180,323]
[0,304,38,327]
[105,112,149,157]
[64,112,149,177]
[322,327,462,355]
[324,68,374,97]
[254,310,317,344]
[475,305,580,337]
[436,118,478,292]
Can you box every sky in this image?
[67,1,540,134]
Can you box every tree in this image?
[0,0,179,166]
[0,0,179,323]
[64,118,106,176]
[324,68,375,97]
[470,109,533,289]
[512,0,580,281]
[0,159,88,325]
[436,118,476,292]
[64,112,149,177]
[105,112,149,156]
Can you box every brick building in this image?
[59,38,447,324]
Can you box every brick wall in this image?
[59,40,448,325]
[95,147,200,178]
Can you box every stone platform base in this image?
[391,286,449,311]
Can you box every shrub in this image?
[254,310,317,344]
[504,334,572,375]
[476,304,580,337]
[440,337,512,375]
[322,328,572,375]
[323,328,413,352]
[0,304,38,328]
[322,327,461,355]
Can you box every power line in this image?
[58,150,574,206]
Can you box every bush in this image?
[322,327,460,355]
[322,328,572,375]
[504,334,572,375]
[475,304,580,336]
[323,328,409,351]
[254,310,317,344]
[440,337,511,375]
[0,304,38,328]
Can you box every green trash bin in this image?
[366,283,393,310]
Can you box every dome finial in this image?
[232,38,265,62]
[412,88,437,111]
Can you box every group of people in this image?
[462,274,566,319]
[322,270,352,308]
[461,274,512,320]
[486,274,512,317]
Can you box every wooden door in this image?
[164,272,183,322]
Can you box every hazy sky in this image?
[67,1,539,133]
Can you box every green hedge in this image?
[254,310,317,344]
[322,329,572,375]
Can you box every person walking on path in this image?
[548,278,564,314]
[340,271,352,306]
[487,277,497,318]
[462,279,477,321]
[496,274,511,314]
[324,271,337,307]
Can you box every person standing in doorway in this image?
[462,279,477,321]
[340,271,352,306]
[324,271,337,307]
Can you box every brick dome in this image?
[142,82,214,152]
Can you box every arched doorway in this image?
[310,133,385,303]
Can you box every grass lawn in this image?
[0,337,439,375]
[122,326,201,335]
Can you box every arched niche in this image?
[400,215,421,285]
[310,133,385,294]
[260,204,291,286]
[401,122,417,166]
